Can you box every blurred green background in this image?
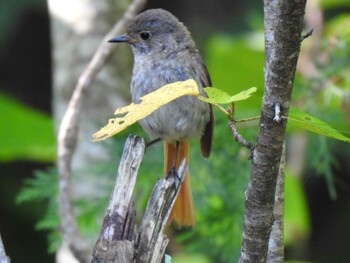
[1,0,350,262]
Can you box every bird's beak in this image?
[108,35,130,43]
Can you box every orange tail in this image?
[164,140,195,227]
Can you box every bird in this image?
[108,8,213,227]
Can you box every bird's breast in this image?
[130,56,210,142]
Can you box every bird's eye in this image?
[140,31,151,40]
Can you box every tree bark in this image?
[239,1,307,262]
[266,143,286,263]
[0,235,10,263]
[91,135,188,263]
[49,0,146,261]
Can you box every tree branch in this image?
[56,0,146,262]
[228,120,255,151]
[239,0,307,262]
[91,135,144,263]
[91,135,188,263]
[135,163,187,263]
[267,142,286,262]
[0,234,10,263]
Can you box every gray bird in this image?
[109,8,213,227]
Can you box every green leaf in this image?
[288,108,350,143]
[0,92,56,162]
[320,0,350,9]
[201,87,257,104]
[16,168,61,253]
[206,35,264,119]
[16,168,58,204]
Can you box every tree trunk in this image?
[49,0,132,168]
[239,0,307,262]
[48,0,144,261]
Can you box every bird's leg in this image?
[146,138,162,148]
[168,141,181,185]
[172,140,180,168]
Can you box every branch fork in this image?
[91,135,188,263]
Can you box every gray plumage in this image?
[110,9,213,157]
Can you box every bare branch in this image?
[91,135,144,263]
[0,235,10,263]
[300,28,313,42]
[228,121,255,151]
[91,135,188,263]
[56,0,146,262]
[239,0,307,262]
[267,142,286,263]
[135,162,187,263]
[102,135,145,241]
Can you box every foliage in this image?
[170,35,264,262]
[288,107,350,143]
[92,80,200,141]
[92,80,257,142]
[9,2,350,263]
[14,135,140,253]
[186,112,253,262]
[291,9,350,199]
[16,168,61,253]
[206,34,265,120]
[284,170,310,246]
[0,92,55,162]
[320,0,350,9]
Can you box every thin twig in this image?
[228,120,255,151]
[56,0,146,262]
[300,28,313,42]
[235,116,260,124]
